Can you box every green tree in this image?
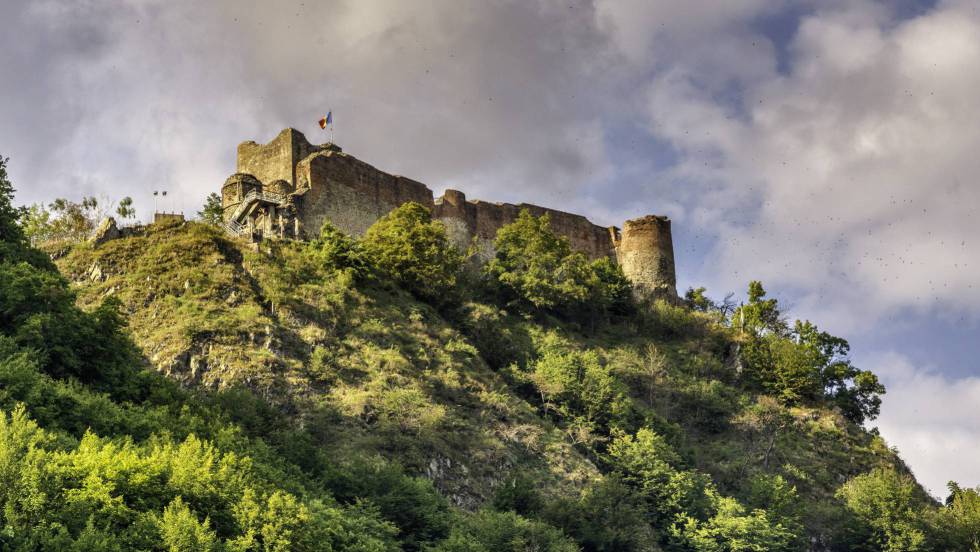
[361,202,463,306]
[198,192,224,226]
[486,210,590,314]
[936,482,980,551]
[837,468,929,552]
[529,348,631,438]
[48,196,100,242]
[433,510,578,552]
[20,204,53,246]
[115,196,136,221]
[310,221,369,278]
[606,428,712,529]
[541,476,658,552]
[159,497,218,552]
[680,494,797,552]
[486,209,632,323]
[0,156,23,246]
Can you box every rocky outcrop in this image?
[91,217,121,247]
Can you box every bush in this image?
[836,468,930,552]
[491,475,542,516]
[485,209,632,322]
[361,202,463,306]
[541,476,657,552]
[434,510,578,552]
[309,221,369,279]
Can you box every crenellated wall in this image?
[226,128,677,297]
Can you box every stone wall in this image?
[237,128,340,188]
[153,213,186,225]
[294,150,435,238]
[227,128,677,297]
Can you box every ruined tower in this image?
[615,216,677,297]
[221,128,677,298]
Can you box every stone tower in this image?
[614,215,677,297]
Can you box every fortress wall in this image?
[238,128,328,187]
[294,151,435,238]
[291,150,618,263]
[229,128,677,297]
[431,189,617,262]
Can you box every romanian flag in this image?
[318,111,333,129]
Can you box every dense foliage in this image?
[361,202,463,307]
[732,281,885,424]
[485,209,632,322]
[4,153,980,551]
[198,192,225,226]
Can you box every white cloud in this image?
[0,0,631,223]
[866,350,980,497]
[627,1,980,331]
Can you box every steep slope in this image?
[54,221,920,547]
[56,221,598,507]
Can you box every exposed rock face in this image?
[223,128,678,297]
[91,217,121,247]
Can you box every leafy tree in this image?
[0,156,23,246]
[837,468,929,552]
[20,204,53,246]
[486,209,632,322]
[734,281,786,336]
[115,196,136,221]
[734,283,884,422]
[48,196,101,242]
[433,510,578,552]
[679,494,797,552]
[491,475,542,516]
[686,286,714,311]
[198,192,224,226]
[745,473,804,544]
[158,497,218,551]
[361,202,463,306]
[607,428,712,529]
[541,476,658,552]
[529,348,631,437]
[486,209,589,313]
[734,397,794,470]
[935,482,980,551]
[309,221,369,279]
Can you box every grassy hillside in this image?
[49,219,918,549]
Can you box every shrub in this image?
[486,209,633,322]
[309,221,369,279]
[361,202,463,306]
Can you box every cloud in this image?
[627,0,980,330]
[0,0,635,223]
[865,350,980,498]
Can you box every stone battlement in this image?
[221,128,676,297]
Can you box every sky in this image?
[1,0,978,498]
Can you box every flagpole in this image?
[330,107,334,144]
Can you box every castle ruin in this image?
[221,128,677,297]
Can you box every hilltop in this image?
[4,153,977,551]
[49,217,911,550]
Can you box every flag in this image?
[318,111,333,129]
[162,191,167,197]
[153,191,159,196]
